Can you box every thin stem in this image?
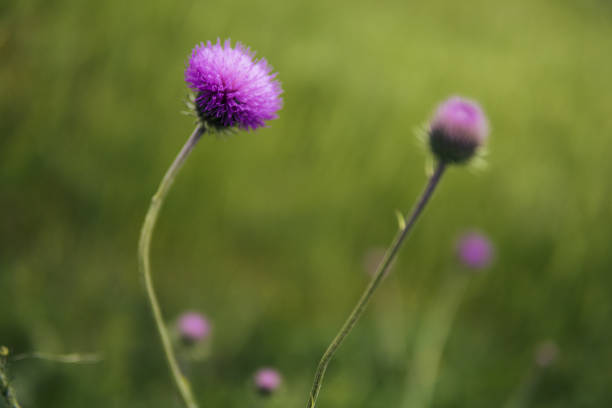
[1,347,22,408]
[10,352,102,364]
[306,161,447,408]
[138,125,205,408]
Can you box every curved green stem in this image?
[0,347,22,408]
[306,161,447,408]
[138,125,205,408]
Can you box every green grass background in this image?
[2,0,612,406]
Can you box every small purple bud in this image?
[185,39,283,131]
[429,96,489,163]
[177,312,211,343]
[456,231,494,270]
[254,367,282,395]
[535,341,559,368]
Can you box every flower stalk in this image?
[306,161,447,408]
[138,125,205,408]
[0,347,22,408]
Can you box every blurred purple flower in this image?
[185,39,283,130]
[535,340,559,368]
[429,96,489,163]
[456,231,494,270]
[177,312,211,343]
[254,367,282,395]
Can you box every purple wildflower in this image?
[456,231,494,270]
[254,367,282,395]
[429,96,489,163]
[185,39,283,130]
[177,312,211,343]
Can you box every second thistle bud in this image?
[429,96,489,164]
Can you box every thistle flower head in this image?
[177,312,211,343]
[254,367,282,395]
[185,39,283,131]
[429,97,489,163]
[456,231,493,270]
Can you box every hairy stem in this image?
[0,347,22,408]
[138,125,204,408]
[306,161,447,408]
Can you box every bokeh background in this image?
[2,0,612,407]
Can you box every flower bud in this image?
[456,231,494,270]
[429,97,489,163]
[177,312,211,343]
[254,367,282,395]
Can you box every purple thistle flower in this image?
[429,96,489,163]
[254,367,282,395]
[185,39,283,131]
[456,231,494,270]
[177,312,211,343]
